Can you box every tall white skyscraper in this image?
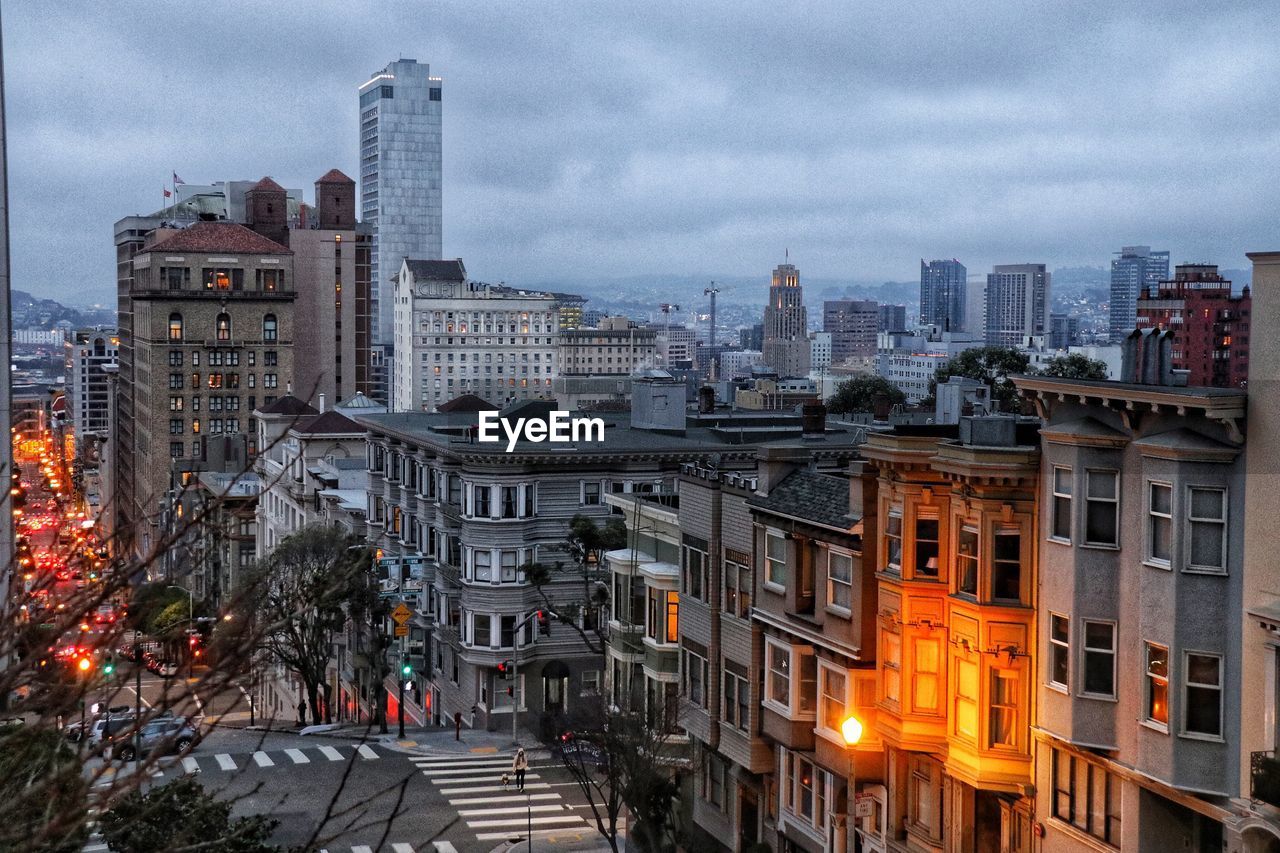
[985,263,1050,347]
[1109,245,1169,342]
[359,59,443,402]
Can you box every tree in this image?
[346,549,391,734]
[548,693,684,853]
[99,776,278,853]
[930,346,1033,411]
[1041,353,1109,380]
[523,514,626,657]
[827,375,906,414]
[0,724,89,853]
[241,526,368,726]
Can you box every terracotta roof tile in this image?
[249,176,286,193]
[142,221,291,255]
[316,169,354,184]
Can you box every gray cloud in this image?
[5,0,1279,305]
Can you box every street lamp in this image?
[842,714,865,853]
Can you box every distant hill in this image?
[11,290,114,330]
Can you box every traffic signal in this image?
[401,662,412,677]
[76,657,91,673]
[497,660,514,679]
[102,656,115,676]
[506,686,514,697]
[537,610,550,636]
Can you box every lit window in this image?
[168,313,183,341]
[885,510,903,571]
[914,517,939,577]
[215,313,231,342]
[989,670,1017,748]
[1144,642,1169,728]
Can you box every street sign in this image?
[391,603,413,625]
[394,624,409,637]
[854,793,874,818]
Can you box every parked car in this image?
[554,731,608,769]
[110,717,199,761]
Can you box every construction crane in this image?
[703,283,720,346]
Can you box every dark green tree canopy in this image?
[99,776,278,853]
[827,375,906,414]
[1040,352,1109,380]
[930,346,1033,410]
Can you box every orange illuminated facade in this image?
[862,419,1039,852]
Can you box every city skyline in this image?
[4,2,1279,303]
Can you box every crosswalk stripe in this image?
[430,772,541,785]
[391,844,415,853]
[252,751,274,767]
[181,756,200,774]
[459,804,575,817]
[408,756,511,767]
[351,846,373,853]
[438,782,551,795]
[474,827,591,842]
[420,765,521,776]
[448,793,562,805]
[215,753,237,771]
[356,744,379,760]
[466,814,586,829]
[83,844,107,852]
[285,748,309,764]
[432,843,459,853]
[318,746,344,761]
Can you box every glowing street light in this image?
[840,714,864,746]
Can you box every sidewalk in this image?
[207,715,546,756]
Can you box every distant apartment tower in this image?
[809,331,832,369]
[985,263,1050,347]
[359,59,444,405]
[1048,313,1080,350]
[761,262,810,377]
[1109,245,1169,342]
[392,258,569,411]
[1135,263,1250,388]
[920,258,966,331]
[65,327,117,458]
[822,299,878,362]
[878,303,907,333]
[739,323,764,351]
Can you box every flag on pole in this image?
[173,172,185,186]
[163,187,172,198]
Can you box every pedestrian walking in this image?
[513,747,528,791]
[297,700,306,727]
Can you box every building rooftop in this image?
[406,259,467,281]
[315,168,354,184]
[256,395,319,417]
[142,221,291,256]
[294,411,363,435]
[248,176,286,193]
[748,470,856,531]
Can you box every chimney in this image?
[755,445,811,495]
[698,385,715,414]
[318,394,326,413]
[801,402,826,435]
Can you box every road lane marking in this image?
[181,756,200,774]
[124,685,152,709]
[351,847,373,853]
[356,744,379,760]
[432,843,459,853]
[214,753,236,771]
[408,756,511,766]
[458,804,576,817]
[465,815,586,829]
[448,793,562,805]
[252,751,274,767]
[418,765,523,776]
[392,845,415,853]
[429,773,540,785]
[474,828,590,842]
[318,746,343,761]
[437,782,551,795]
[284,748,309,764]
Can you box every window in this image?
[765,532,787,589]
[169,418,182,435]
[684,547,706,602]
[992,531,1022,602]
[908,757,943,842]
[429,86,442,101]
[723,668,749,730]
[684,648,707,708]
[1051,466,1072,541]
[989,670,1017,748]
[914,517,940,577]
[258,269,282,291]
[163,267,189,290]
[883,630,902,703]
[1085,470,1119,546]
[1187,487,1226,572]
[954,656,978,740]
[1183,652,1222,737]
[1144,642,1169,728]
[169,396,183,412]
[766,641,791,708]
[473,550,492,582]
[581,480,601,506]
[724,557,751,618]
[913,638,940,713]
[168,351,183,367]
[263,314,278,341]
[169,441,183,459]
[1049,614,1069,689]
[818,664,848,738]
[1148,482,1172,565]
[702,751,726,810]
[168,373,183,389]
[665,591,679,643]
[957,527,979,595]
[1050,747,1122,845]
[215,313,231,342]
[264,374,278,388]
[582,671,600,695]
[1082,621,1115,697]
[473,484,490,517]
[501,486,518,518]
[203,267,243,290]
[168,313,183,341]
[885,511,903,571]
[818,549,853,615]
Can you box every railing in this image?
[1252,751,1280,808]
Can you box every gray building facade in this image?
[1109,245,1170,343]
[985,263,1050,347]
[920,259,967,332]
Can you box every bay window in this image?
[885,510,903,571]
[827,550,853,613]
[914,517,940,578]
[956,527,979,596]
[1183,652,1222,737]
[1049,614,1069,689]
[1144,642,1169,728]
[1148,482,1172,565]
[1051,466,1072,541]
[817,662,849,740]
[1084,470,1119,546]
[992,531,1022,602]
[765,532,787,589]
[1082,621,1115,697]
[1186,487,1226,572]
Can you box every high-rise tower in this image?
[359,59,443,406]
[920,259,967,331]
[761,262,811,377]
[985,263,1050,347]
[1109,245,1169,342]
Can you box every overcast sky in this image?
[5,1,1278,304]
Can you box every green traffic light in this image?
[401,664,412,676]
[103,662,114,675]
